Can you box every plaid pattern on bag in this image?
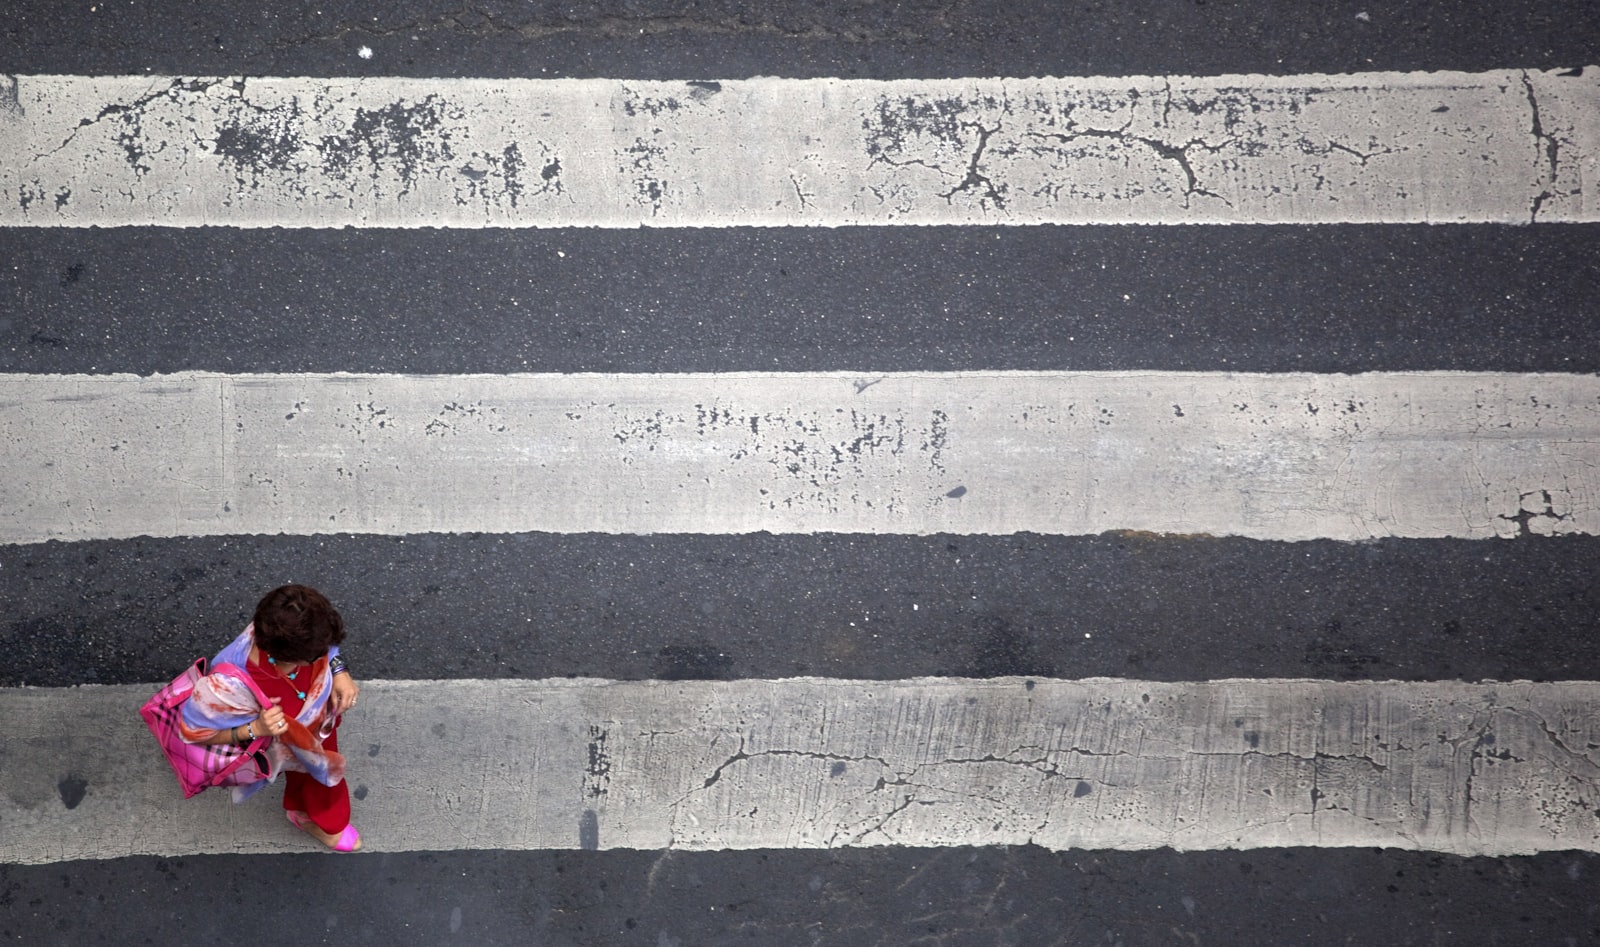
[139,657,270,799]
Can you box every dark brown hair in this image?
[252,584,345,663]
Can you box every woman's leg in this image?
[282,769,306,815]
[299,778,352,834]
[283,772,351,833]
[293,725,351,834]
[281,724,354,839]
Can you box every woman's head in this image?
[253,584,345,663]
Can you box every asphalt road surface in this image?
[4,2,1600,944]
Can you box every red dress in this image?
[247,651,351,834]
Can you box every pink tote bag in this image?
[139,657,272,798]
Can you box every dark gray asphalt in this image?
[2,0,1596,78]
[4,848,1598,946]
[4,533,1597,688]
[6,2,1599,944]
[4,226,1598,375]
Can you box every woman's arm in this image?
[329,659,360,715]
[191,721,260,746]
[188,702,288,745]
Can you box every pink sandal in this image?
[287,810,362,852]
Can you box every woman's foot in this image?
[287,810,363,852]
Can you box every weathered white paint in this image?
[2,371,1596,543]
[3,677,1599,864]
[1,69,1594,227]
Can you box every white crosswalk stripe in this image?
[7,677,1600,864]
[3,69,1596,227]
[3,370,1597,543]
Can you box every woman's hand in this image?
[330,672,361,716]
[256,701,288,737]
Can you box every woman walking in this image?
[179,584,364,852]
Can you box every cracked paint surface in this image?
[5,677,1600,864]
[1,371,1597,543]
[0,69,1594,226]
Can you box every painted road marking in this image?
[2,371,1596,543]
[1,69,1594,227]
[4,677,1598,864]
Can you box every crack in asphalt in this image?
[1323,139,1398,165]
[1499,488,1572,537]
[938,119,1006,209]
[1522,70,1562,222]
[37,76,230,162]
[1030,121,1234,207]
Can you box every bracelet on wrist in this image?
[329,654,349,676]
